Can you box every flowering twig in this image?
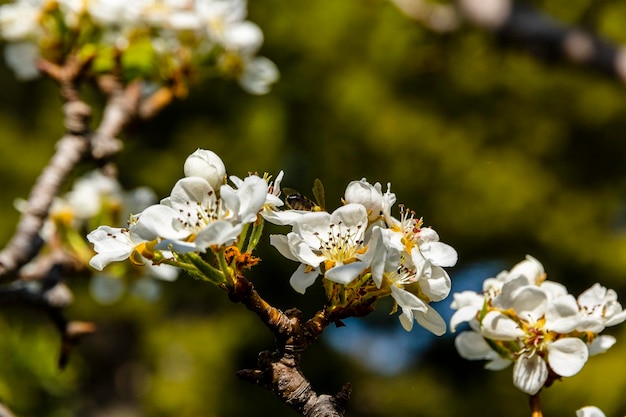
[0,62,172,279]
[0,103,90,278]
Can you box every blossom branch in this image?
[228,275,351,417]
[0,107,90,278]
[0,64,172,279]
[393,0,626,83]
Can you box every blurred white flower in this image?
[576,406,606,417]
[451,256,625,395]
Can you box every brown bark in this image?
[229,276,352,417]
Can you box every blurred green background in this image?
[2,0,626,416]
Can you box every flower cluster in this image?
[267,178,458,334]
[87,148,270,281]
[451,256,626,395]
[86,149,458,333]
[0,0,278,94]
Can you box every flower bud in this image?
[344,178,383,221]
[183,148,226,191]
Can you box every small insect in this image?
[284,178,326,212]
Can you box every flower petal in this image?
[194,220,243,249]
[87,226,136,270]
[289,263,320,294]
[455,330,496,360]
[588,335,616,356]
[481,311,525,340]
[420,241,458,267]
[576,406,606,417]
[547,337,588,377]
[269,234,299,262]
[508,255,544,285]
[325,261,368,285]
[133,205,189,241]
[414,305,447,336]
[419,265,451,302]
[450,305,480,332]
[390,286,428,311]
[513,354,548,395]
[545,294,580,333]
[399,307,414,331]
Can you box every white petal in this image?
[604,307,626,327]
[293,211,332,248]
[167,176,214,205]
[289,263,320,294]
[481,311,525,341]
[269,234,299,262]
[325,262,368,285]
[87,226,135,270]
[588,335,616,356]
[485,356,513,371]
[239,56,279,95]
[155,239,197,254]
[420,241,458,267]
[261,208,307,226]
[222,21,263,54]
[450,305,479,332]
[450,290,485,310]
[194,221,243,249]
[414,306,447,336]
[390,286,428,311]
[513,354,548,395]
[508,255,544,284]
[509,285,548,322]
[133,205,189,240]
[419,265,451,302]
[399,307,414,331]
[330,203,368,231]
[494,275,532,309]
[4,42,39,80]
[576,316,605,333]
[576,406,606,417]
[547,337,588,377]
[578,283,609,308]
[455,330,497,360]
[288,232,325,267]
[545,294,580,333]
[367,227,385,287]
[540,280,568,301]
[230,175,268,223]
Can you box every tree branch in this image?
[0,70,165,279]
[228,276,352,417]
[393,0,626,83]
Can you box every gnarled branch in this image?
[228,275,353,417]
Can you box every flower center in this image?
[392,205,424,253]
[518,319,551,358]
[315,221,364,263]
[176,192,229,233]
